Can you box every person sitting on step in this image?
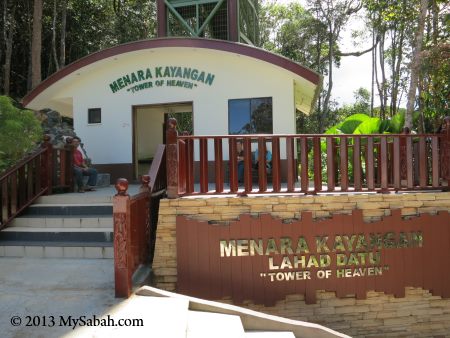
[72,136,97,193]
[253,148,272,174]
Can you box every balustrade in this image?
[166,118,450,197]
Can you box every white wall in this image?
[42,47,304,164]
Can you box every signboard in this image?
[108,66,215,94]
[176,209,450,305]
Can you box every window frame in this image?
[228,97,273,135]
[87,108,102,124]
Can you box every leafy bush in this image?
[0,96,42,173]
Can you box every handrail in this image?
[113,145,167,297]
[166,117,450,197]
[0,135,74,230]
[147,144,166,195]
[0,148,47,181]
[0,146,49,229]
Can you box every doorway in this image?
[133,102,193,179]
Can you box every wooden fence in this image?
[166,117,450,197]
[0,135,73,229]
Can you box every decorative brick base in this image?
[152,192,450,337]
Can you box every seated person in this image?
[253,148,272,174]
[72,136,97,193]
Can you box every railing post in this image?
[113,178,132,298]
[440,117,450,186]
[41,134,53,195]
[140,175,151,264]
[166,118,179,199]
[65,137,75,192]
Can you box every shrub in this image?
[0,96,42,173]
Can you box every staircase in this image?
[0,189,114,259]
[73,286,348,338]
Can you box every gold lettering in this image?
[280,256,293,269]
[398,232,409,248]
[315,236,330,253]
[280,237,294,254]
[237,239,249,256]
[369,251,381,264]
[296,237,310,254]
[355,235,368,250]
[336,269,345,278]
[320,254,331,267]
[220,240,236,257]
[347,253,359,266]
[307,255,319,268]
[336,254,347,266]
[249,239,263,256]
[384,232,396,248]
[268,257,279,270]
[357,252,368,265]
[265,238,279,255]
[343,235,357,251]
[334,236,346,252]
[293,255,306,269]
[369,233,383,249]
[410,232,423,247]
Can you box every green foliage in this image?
[0,96,42,173]
[353,117,381,134]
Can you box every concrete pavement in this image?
[0,257,121,338]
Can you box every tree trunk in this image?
[3,0,14,96]
[51,0,59,72]
[405,0,428,129]
[322,23,334,131]
[31,0,43,89]
[59,0,67,67]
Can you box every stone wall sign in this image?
[176,210,450,305]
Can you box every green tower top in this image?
[157,0,259,45]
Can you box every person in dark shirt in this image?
[72,136,97,193]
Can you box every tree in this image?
[2,0,15,96]
[307,0,362,121]
[0,95,42,172]
[405,0,428,129]
[31,0,43,89]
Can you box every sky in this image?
[263,0,374,107]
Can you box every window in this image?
[88,108,101,124]
[228,97,272,134]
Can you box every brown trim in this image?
[22,38,321,107]
[132,107,137,180]
[228,0,238,42]
[157,0,167,38]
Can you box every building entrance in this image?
[133,102,193,178]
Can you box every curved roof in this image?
[22,37,321,109]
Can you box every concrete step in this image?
[9,216,112,228]
[0,245,113,258]
[22,204,113,216]
[0,227,112,242]
[187,311,245,338]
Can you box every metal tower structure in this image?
[157,0,259,45]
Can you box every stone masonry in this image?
[152,192,450,337]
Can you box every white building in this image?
[23,1,321,182]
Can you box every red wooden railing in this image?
[0,135,74,229]
[113,144,166,298]
[166,117,450,197]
